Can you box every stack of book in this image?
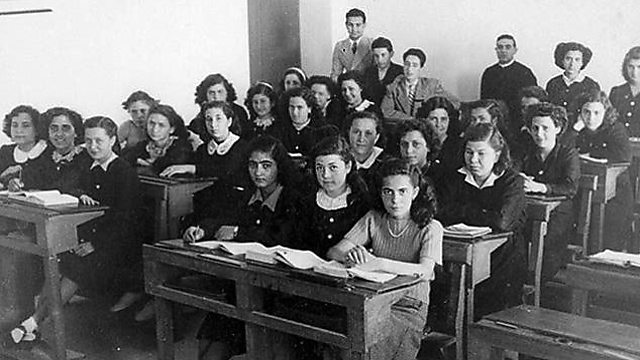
[443,223,492,239]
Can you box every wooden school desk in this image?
[143,241,423,360]
[524,195,565,307]
[579,160,629,254]
[442,232,511,360]
[139,175,215,241]
[0,197,106,360]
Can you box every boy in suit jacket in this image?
[330,8,373,81]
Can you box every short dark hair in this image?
[283,86,315,110]
[148,104,189,141]
[344,111,385,147]
[337,70,366,91]
[496,34,516,48]
[519,86,549,103]
[345,8,366,23]
[416,96,462,137]
[310,135,369,197]
[371,37,393,52]
[281,67,307,91]
[194,73,238,106]
[3,105,43,140]
[572,89,618,127]
[397,119,442,157]
[201,100,241,135]
[622,46,640,82]
[247,135,300,188]
[84,116,118,138]
[244,82,278,119]
[374,158,437,228]
[121,90,158,110]
[554,42,593,70]
[403,48,426,67]
[41,107,84,144]
[306,75,338,98]
[524,102,568,133]
[463,123,511,175]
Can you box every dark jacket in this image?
[123,137,193,175]
[188,102,249,142]
[546,75,600,120]
[521,142,580,197]
[610,83,640,137]
[363,62,404,106]
[481,61,537,123]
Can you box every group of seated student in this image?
[2,6,640,360]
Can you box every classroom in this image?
[1,0,640,359]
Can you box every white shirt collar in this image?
[90,152,118,171]
[292,119,311,131]
[207,132,240,156]
[316,186,351,211]
[498,59,515,68]
[248,184,283,212]
[562,72,586,86]
[13,140,47,163]
[356,146,383,170]
[457,167,504,189]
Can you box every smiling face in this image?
[288,96,311,127]
[464,139,500,183]
[563,50,584,77]
[425,108,450,139]
[205,107,231,142]
[341,79,363,107]
[400,130,429,168]
[580,101,606,131]
[128,100,151,128]
[206,83,228,102]
[248,150,278,193]
[403,55,422,82]
[626,58,640,85]
[495,38,517,64]
[529,116,561,151]
[381,174,418,220]
[85,127,115,164]
[10,112,36,147]
[315,154,351,197]
[49,115,76,154]
[349,117,379,159]
[345,16,365,40]
[147,113,174,145]
[252,94,273,118]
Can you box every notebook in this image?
[8,190,79,207]
[443,223,492,239]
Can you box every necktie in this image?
[351,41,357,55]
[408,85,416,114]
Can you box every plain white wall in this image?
[301,0,640,102]
[0,0,250,130]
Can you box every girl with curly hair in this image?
[327,158,442,360]
[241,82,279,140]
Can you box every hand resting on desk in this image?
[80,195,100,206]
[183,226,205,243]
[159,164,196,177]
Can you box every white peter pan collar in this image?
[356,146,383,170]
[458,167,504,189]
[316,186,351,211]
[207,132,240,156]
[13,140,47,163]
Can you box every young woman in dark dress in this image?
[334,71,383,131]
[520,103,580,280]
[123,104,192,176]
[437,123,526,319]
[307,75,342,126]
[241,82,279,140]
[397,119,441,189]
[610,46,640,137]
[0,105,48,190]
[570,90,633,251]
[183,136,301,360]
[188,74,249,142]
[11,116,141,343]
[345,111,388,193]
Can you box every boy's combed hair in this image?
[374,158,437,228]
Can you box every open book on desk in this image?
[588,249,640,268]
[313,261,397,283]
[443,223,492,239]
[2,190,79,207]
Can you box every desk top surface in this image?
[146,242,423,296]
[139,175,217,186]
[0,196,108,216]
[483,305,640,355]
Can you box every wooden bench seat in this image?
[468,305,640,360]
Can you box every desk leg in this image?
[168,216,181,240]
[590,203,606,254]
[454,264,467,360]
[44,254,66,360]
[530,220,547,308]
[155,297,174,360]
[156,198,168,241]
[569,288,589,316]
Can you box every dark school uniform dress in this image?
[271,117,327,157]
[0,140,49,188]
[428,135,464,192]
[188,102,249,142]
[522,142,580,280]
[354,147,388,197]
[123,136,193,175]
[438,168,526,319]
[575,121,633,251]
[610,83,640,137]
[21,145,92,193]
[59,155,142,295]
[238,115,280,141]
[546,74,600,120]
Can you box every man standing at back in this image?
[480,34,537,119]
[330,8,373,82]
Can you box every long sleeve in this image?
[381,84,412,121]
[545,146,580,197]
[330,42,344,82]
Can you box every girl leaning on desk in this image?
[566,89,633,251]
[0,105,49,190]
[11,116,143,343]
[182,136,302,360]
[437,122,527,320]
[519,103,580,281]
[327,158,443,360]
